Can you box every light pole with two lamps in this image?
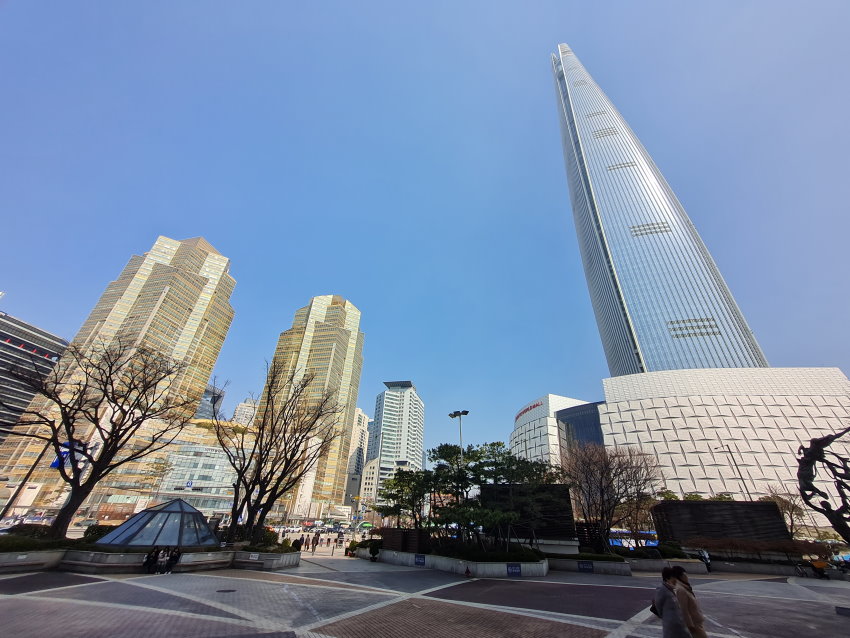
[448,410,468,464]
[713,443,754,501]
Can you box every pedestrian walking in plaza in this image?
[697,549,711,573]
[652,567,691,637]
[672,566,706,638]
[143,547,159,574]
[292,537,303,551]
[156,547,170,574]
[326,537,331,547]
[166,547,181,574]
[311,533,320,554]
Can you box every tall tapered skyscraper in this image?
[263,295,364,512]
[552,44,767,376]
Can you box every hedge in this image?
[83,525,117,541]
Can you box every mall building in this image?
[510,367,850,500]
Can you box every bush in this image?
[0,535,70,552]
[83,525,117,541]
[5,523,54,539]
[658,544,687,559]
[219,525,279,546]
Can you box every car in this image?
[74,519,98,527]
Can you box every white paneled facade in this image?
[510,394,589,464]
[600,367,850,499]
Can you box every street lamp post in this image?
[713,443,754,501]
[448,410,469,464]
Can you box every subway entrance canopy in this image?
[96,498,218,548]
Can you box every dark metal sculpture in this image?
[797,425,850,543]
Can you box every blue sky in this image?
[3,2,849,454]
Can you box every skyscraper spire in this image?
[552,44,767,376]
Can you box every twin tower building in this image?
[509,45,850,500]
[0,236,423,520]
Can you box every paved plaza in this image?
[0,547,848,637]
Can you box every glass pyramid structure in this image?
[96,498,218,547]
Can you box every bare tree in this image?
[1,340,194,538]
[759,484,806,539]
[617,492,657,547]
[561,443,660,553]
[213,364,340,544]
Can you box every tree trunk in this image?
[251,509,270,545]
[48,483,95,539]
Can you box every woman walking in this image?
[672,566,706,638]
[652,567,692,637]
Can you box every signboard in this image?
[414,554,426,567]
[507,563,522,577]
[186,480,193,488]
[249,553,259,560]
[577,560,594,573]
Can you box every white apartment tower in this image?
[371,381,425,500]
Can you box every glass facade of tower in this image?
[552,44,768,376]
[261,295,365,510]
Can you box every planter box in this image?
[536,539,580,556]
[0,550,66,574]
[60,550,145,574]
[174,551,234,573]
[628,558,707,575]
[357,547,549,578]
[233,551,300,571]
[549,558,632,576]
[59,550,233,574]
[710,561,800,576]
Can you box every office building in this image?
[344,408,369,506]
[231,399,258,426]
[600,367,850,499]
[0,312,68,435]
[195,384,226,420]
[510,394,588,464]
[365,417,380,464]
[370,381,425,502]
[261,295,364,513]
[551,44,767,377]
[0,236,235,511]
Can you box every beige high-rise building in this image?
[0,236,235,511]
[344,408,370,506]
[262,295,364,516]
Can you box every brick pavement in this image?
[0,562,848,637]
[312,597,608,638]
